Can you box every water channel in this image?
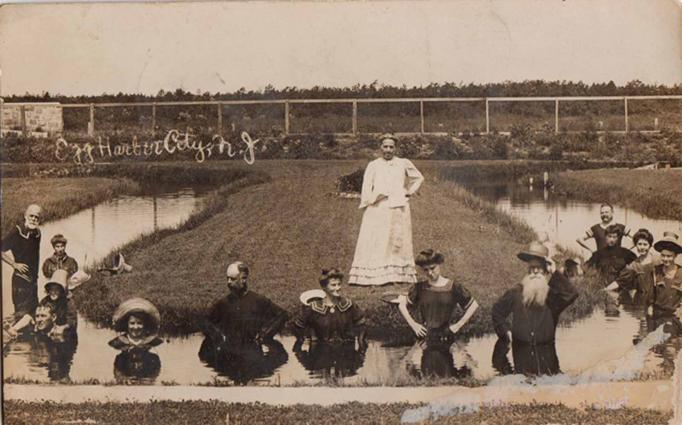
[3,176,681,386]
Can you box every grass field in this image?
[553,168,682,221]
[1,177,139,239]
[2,400,671,424]
[65,160,601,337]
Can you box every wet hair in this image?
[319,268,344,287]
[632,228,654,245]
[605,224,623,238]
[415,249,445,267]
[600,203,614,211]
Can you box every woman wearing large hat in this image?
[108,298,163,384]
[108,298,163,351]
[648,232,682,323]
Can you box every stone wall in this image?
[1,102,63,136]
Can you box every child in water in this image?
[108,298,163,351]
[39,269,77,335]
[108,298,163,383]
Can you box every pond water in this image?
[3,177,682,386]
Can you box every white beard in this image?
[521,273,550,307]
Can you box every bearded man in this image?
[2,204,43,322]
[491,241,579,376]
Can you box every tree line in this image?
[7,80,682,104]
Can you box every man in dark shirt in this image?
[576,203,630,253]
[201,261,288,347]
[492,241,578,376]
[2,204,43,323]
[586,224,637,286]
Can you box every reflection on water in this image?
[4,181,682,386]
[462,181,682,260]
[2,189,204,316]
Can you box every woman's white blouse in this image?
[359,157,424,209]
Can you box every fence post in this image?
[20,105,27,136]
[420,100,425,134]
[284,101,290,135]
[352,100,358,135]
[624,97,629,133]
[555,99,559,133]
[485,98,490,134]
[151,103,157,137]
[217,102,223,135]
[88,103,95,136]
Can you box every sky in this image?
[0,0,680,96]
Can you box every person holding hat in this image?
[293,268,368,378]
[491,241,578,376]
[647,232,682,324]
[397,249,479,343]
[348,133,424,286]
[293,268,367,347]
[2,204,43,322]
[42,234,79,280]
[38,269,77,336]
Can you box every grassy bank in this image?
[553,168,682,221]
[1,176,139,239]
[69,160,602,337]
[3,400,671,424]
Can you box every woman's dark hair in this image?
[125,312,153,336]
[319,268,344,287]
[605,224,623,238]
[415,249,445,267]
[632,228,654,245]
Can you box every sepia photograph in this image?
[1,0,682,423]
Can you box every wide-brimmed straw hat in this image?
[517,241,550,265]
[299,289,326,306]
[45,269,68,294]
[415,249,445,267]
[68,270,91,291]
[112,298,161,334]
[654,232,682,254]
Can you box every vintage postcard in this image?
[1,0,682,423]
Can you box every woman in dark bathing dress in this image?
[293,269,367,378]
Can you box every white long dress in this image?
[348,157,424,286]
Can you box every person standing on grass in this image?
[2,204,43,334]
[492,241,578,376]
[576,203,630,253]
[348,133,424,286]
[42,234,79,279]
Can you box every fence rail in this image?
[3,95,682,137]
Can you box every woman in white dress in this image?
[348,134,424,286]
